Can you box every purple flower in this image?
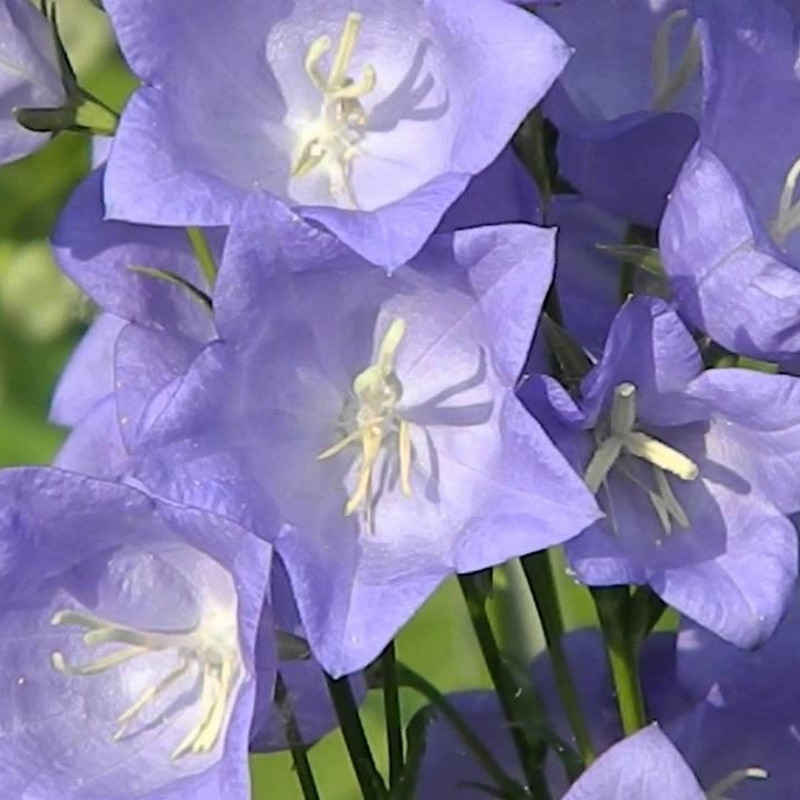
[519,295,799,647]
[0,0,65,164]
[562,725,705,800]
[49,167,224,474]
[660,0,800,365]
[537,0,701,226]
[127,197,600,675]
[102,0,569,269]
[0,467,272,799]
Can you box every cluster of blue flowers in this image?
[1,0,800,797]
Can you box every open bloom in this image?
[660,0,800,365]
[0,0,65,164]
[102,0,569,268]
[127,196,600,675]
[537,0,701,226]
[520,295,799,647]
[0,467,272,799]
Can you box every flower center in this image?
[651,9,701,111]
[707,766,768,799]
[292,12,376,208]
[770,156,800,245]
[584,382,699,535]
[317,317,412,530]
[50,606,241,760]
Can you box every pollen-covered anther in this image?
[292,11,376,208]
[318,318,413,529]
[584,382,699,534]
[50,608,241,760]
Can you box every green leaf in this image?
[541,314,593,392]
[595,243,664,279]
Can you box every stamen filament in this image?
[771,156,800,244]
[652,9,701,111]
[625,431,699,480]
[329,13,363,90]
[708,767,768,798]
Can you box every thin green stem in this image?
[381,642,404,788]
[186,226,218,288]
[274,672,322,800]
[459,573,552,800]
[396,661,528,799]
[521,552,595,765]
[592,587,647,736]
[324,673,387,800]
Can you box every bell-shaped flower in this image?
[126,196,601,676]
[0,467,272,799]
[102,0,569,269]
[0,0,65,164]
[537,0,701,226]
[49,166,223,474]
[519,295,799,647]
[660,0,800,365]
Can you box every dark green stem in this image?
[459,573,552,800]
[186,226,218,287]
[324,672,388,800]
[521,552,595,765]
[592,587,647,736]
[274,672,322,800]
[395,661,528,799]
[381,642,404,787]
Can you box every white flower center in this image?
[651,9,701,111]
[50,603,241,761]
[318,318,412,531]
[584,382,699,536]
[770,156,800,245]
[292,12,376,208]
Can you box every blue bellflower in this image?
[660,0,800,365]
[520,295,799,647]
[0,468,272,799]
[537,0,701,226]
[127,198,601,675]
[102,0,569,268]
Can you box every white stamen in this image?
[708,767,768,798]
[292,12,376,208]
[770,156,800,244]
[584,383,699,535]
[652,9,701,111]
[318,318,413,528]
[50,606,240,760]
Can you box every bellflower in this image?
[0,467,272,799]
[660,0,800,365]
[537,0,701,226]
[0,0,65,164]
[128,196,601,676]
[519,295,799,647]
[49,166,223,472]
[102,0,569,269]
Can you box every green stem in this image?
[324,672,387,800]
[274,672,322,800]
[592,587,647,736]
[186,226,218,288]
[459,573,552,800]
[381,642,404,787]
[395,661,528,800]
[521,552,595,765]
